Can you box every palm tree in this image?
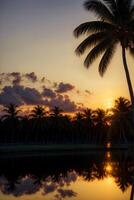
[50,106,63,118]
[112,97,131,114]
[2,103,20,120]
[109,97,133,143]
[1,104,21,143]
[74,0,134,124]
[30,105,47,143]
[83,108,94,143]
[31,105,46,119]
[93,108,108,143]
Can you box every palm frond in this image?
[75,32,108,55]
[84,38,111,68]
[84,0,114,22]
[99,42,117,76]
[73,21,114,38]
[102,0,117,14]
[116,0,132,22]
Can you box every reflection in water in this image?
[0,151,134,200]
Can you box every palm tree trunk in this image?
[122,46,134,125]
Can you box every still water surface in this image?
[0,151,133,200]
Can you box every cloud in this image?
[56,82,75,93]
[43,182,58,194]
[24,72,37,82]
[0,86,78,112]
[85,90,92,95]
[0,176,40,196]
[42,87,56,98]
[0,72,22,86]
[9,72,22,86]
[0,85,43,105]
[44,94,77,112]
[57,189,77,199]
[0,72,87,113]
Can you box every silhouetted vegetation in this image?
[74,0,134,125]
[0,151,133,197]
[0,97,134,145]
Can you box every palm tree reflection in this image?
[0,151,133,198]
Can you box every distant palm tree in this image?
[30,105,47,143]
[1,104,21,143]
[2,104,20,120]
[93,108,108,143]
[93,108,108,126]
[74,0,134,124]
[112,97,131,114]
[83,108,94,123]
[74,112,84,121]
[109,97,133,143]
[31,105,46,119]
[50,106,63,118]
[83,108,94,143]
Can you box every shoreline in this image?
[0,144,133,154]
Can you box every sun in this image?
[105,99,114,109]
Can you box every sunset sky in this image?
[0,0,134,113]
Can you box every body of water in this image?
[0,151,133,200]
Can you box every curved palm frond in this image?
[102,0,117,11]
[99,41,117,76]
[84,0,114,22]
[84,37,111,68]
[75,32,109,55]
[74,21,114,38]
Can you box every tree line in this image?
[0,97,134,145]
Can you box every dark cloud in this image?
[0,72,87,113]
[44,94,77,112]
[57,189,77,199]
[0,85,78,112]
[10,72,21,86]
[0,85,43,105]
[56,82,75,93]
[42,87,56,98]
[0,72,22,86]
[0,176,40,196]
[43,182,58,194]
[0,72,38,86]
[0,174,77,199]
[24,72,37,82]
[85,90,92,95]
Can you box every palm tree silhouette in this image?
[31,105,47,119]
[74,0,134,124]
[109,97,133,143]
[50,106,63,118]
[2,103,20,120]
[2,104,21,143]
[112,97,131,114]
[93,109,108,143]
[30,105,47,143]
